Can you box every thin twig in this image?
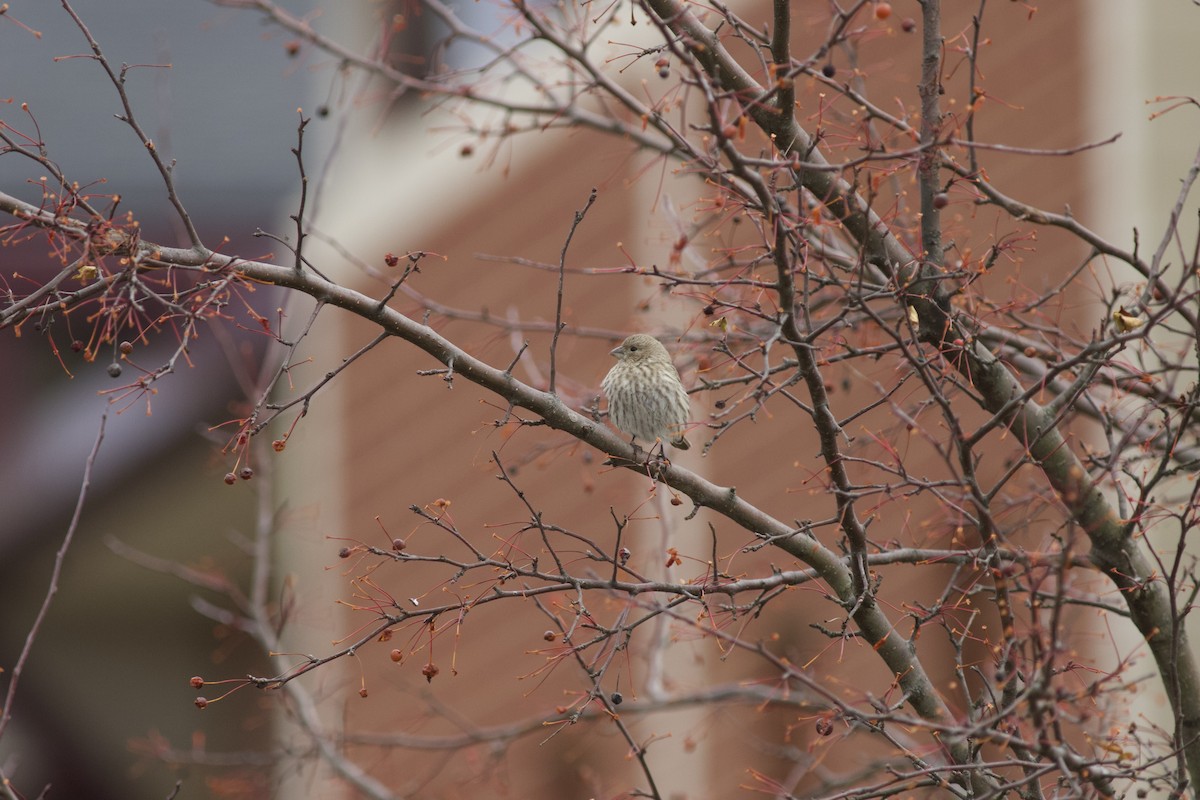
[548,188,597,394]
[0,409,107,741]
[58,0,202,247]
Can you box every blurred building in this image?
[285,2,1175,798]
[0,1,309,797]
[3,1,1197,799]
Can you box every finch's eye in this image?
[628,345,637,351]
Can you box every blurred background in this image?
[2,1,1198,798]
[1,1,308,796]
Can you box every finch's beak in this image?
[609,345,622,357]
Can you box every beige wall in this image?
[1084,6,1200,794]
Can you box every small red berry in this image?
[543,630,556,642]
[392,538,407,551]
[238,467,254,480]
[874,2,892,20]
[422,663,440,682]
[901,17,916,32]
[390,649,402,663]
[338,547,352,559]
[119,341,133,355]
[821,63,836,79]
[384,253,399,267]
[194,697,209,710]
[358,688,369,698]
[933,192,950,209]
[223,473,237,485]
[189,676,204,689]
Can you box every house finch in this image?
[602,334,691,450]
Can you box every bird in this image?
[601,334,691,451]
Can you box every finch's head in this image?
[610,334,671,364]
